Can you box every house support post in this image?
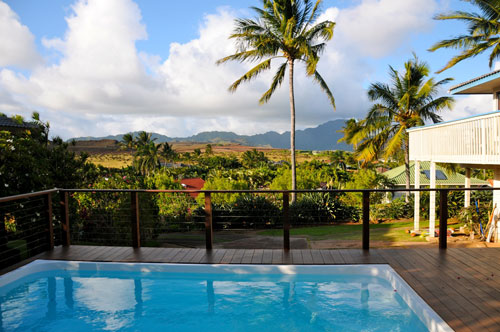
[414,160,420,231]
[429,161,436,237]
[465,168,471,208]
[494,168,500,242]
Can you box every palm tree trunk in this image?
[288,58,296,202]
[404,137,410,203]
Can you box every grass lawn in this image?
[258,219,461,242]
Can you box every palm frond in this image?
[259,61,288,104]
[313,70,335,108]
[228,58,273,92]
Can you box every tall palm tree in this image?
[342,56,454,196]
[429,0,500,72]
[136,131,156,148]
[217,0,335,198]
[160,142,178,163]
[134,142,161,176]
[120,133,136,151]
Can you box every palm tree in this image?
[136,131,156,148]
[429,0,500,72]
[134,142,161,176]
[120,133,136,151]
[217,0,335,198]
[160,142,178,163]
[342,55,454,197]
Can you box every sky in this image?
[0,0,496,140]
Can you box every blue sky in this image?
[0,0,495,139]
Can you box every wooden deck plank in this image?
[230,250,245,264]
[414,249,500,330]
[376,249,472,332]
[301,250,314,264]
[271,250,282,264]
[291,250,303,264]
[391,249,488,332]
[240,249,255,264]
[220,249,236,264]
[251,249,264,264]
[262,249,273,264]
[310,250,324,264]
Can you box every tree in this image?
[160,142,178,163]
[217,0,335,199]
[341,56,454,198]
[0,112,95,196]
[241,148,269,168]
[120,133,136,151]
[205,144,213,155]
[429,0,500,72]
[134,141,161,176]
[136,131,156,148]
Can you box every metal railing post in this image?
[205,192,213,250]
[60,191,70,246]
[439,189,448,249]
[362,191,370,250]
[46,192,54,250]
[283,192,290,251]
[131,192,140,248]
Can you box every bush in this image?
[458,201,491,235]
[213,195,281,229]
[371,198,413,221]
[290,193,360,225]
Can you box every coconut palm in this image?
[217,0,335,198]
[160,142,178,163]
[120,133,136,151]
[342,56,454,197]
[429,0,500,72]
[136,131,156,148]
[134,142,161,176]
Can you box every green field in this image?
[258,220,457,242]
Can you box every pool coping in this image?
[1,259,453,332]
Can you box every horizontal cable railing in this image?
[0,189,59,269]
[1,187,500,269]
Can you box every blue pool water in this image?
[0,266,430,332]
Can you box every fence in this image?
[1,187,498,269]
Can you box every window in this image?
[422,170,447,180]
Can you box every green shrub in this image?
[214,195,281,229]
[371,198,413,221]
[290,193,360,225]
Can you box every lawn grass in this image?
[257,219,459,242]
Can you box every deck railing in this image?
[408,111,500,164]
[2,187,499,269]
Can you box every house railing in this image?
[408,111,500,164]
[2,187,500,269]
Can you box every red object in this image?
[180,178,205,198]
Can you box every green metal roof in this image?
[382,161,488,187]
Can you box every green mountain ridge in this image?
[70,119,351,151]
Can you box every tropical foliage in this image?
[217,0,335,195]
[0,113,97,197]
[340,56,454,193]
[429,0,500,72]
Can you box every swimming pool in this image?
[0,260,452,332]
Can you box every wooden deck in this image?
[2,246,500,332]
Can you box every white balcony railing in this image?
[408,111,500,165]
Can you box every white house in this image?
[407,70,500,241]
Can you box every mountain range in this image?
[71,119,352,151]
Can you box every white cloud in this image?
[333,0,437,58]
[0,0,444,139]
[443,95,493,121]
[0,1,42,69]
